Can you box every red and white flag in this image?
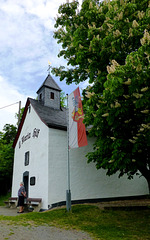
[68,87,88,149]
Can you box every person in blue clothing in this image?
[17,182,26,213]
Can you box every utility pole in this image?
[17,101,21,127]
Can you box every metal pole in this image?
[66,94,71,211]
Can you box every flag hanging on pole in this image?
[68,87,88,149]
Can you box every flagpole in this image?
[66,94,71,211]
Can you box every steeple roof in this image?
[37,74,61,93]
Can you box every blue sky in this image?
[0,0,87,131]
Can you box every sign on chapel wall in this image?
[19,128,40,148]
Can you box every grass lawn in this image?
[0,203,150,240]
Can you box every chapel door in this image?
[23,171,29,198]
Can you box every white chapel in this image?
[11,74,149,210]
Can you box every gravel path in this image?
[0,223,94,240]
[0,206,22,216]
[0,207,94,240]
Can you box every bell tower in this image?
[37,74,62,109]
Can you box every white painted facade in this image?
[12,76,149,210]
[12,104,49,209]
[47,127,148,209]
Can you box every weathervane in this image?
[47,60,51,75]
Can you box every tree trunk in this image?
[147,178,150,195]
[138,167,150,195]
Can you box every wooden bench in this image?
[4,197,18,208]
[26,198,42,212]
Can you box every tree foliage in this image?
[60,91,67,107]
[53,0,150,192]
[0,124,17,195]
[15,107,25,126]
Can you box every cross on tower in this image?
[47,61,51,75]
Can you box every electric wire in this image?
[0,102,19,110]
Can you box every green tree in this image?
[60,91,67,107]
[2,124,17,144]
[15,107,25,126]
[52,0,150,192]
[0,124,17,195]
[85,35,150,191]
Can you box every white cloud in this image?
[0,0,68,81]
[0,75,28,131]
[0,0,84,130]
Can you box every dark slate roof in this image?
[13,97,67,148]
[29,98,67,130]
[37,74,62,93]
